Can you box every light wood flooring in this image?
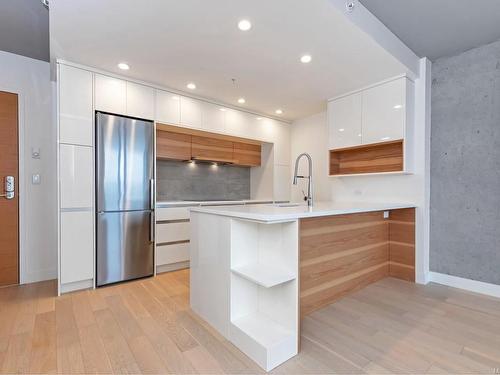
[0,270,499,374]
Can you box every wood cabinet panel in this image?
[300,208,415,317]
[191,135,233,163]
[156,130,191,161]
[233,142,261,166]
[329,140,403,176]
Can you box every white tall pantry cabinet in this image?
[57,64,95,294]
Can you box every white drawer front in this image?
[157,222,190,243]
[156,242,190,265]
[156,207,191,221]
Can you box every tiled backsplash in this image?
[156,160,250,201]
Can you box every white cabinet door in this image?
[362,78,405,145]
[60,144,93,209]
[60,211,93,284]
[180,96,202,128]
[126,82,154,120]
[94,74,126,114]
[155,90,180,124]
[328,93,362,149]
[225,109,254,138]
[59,65,93,146]
[201,102,225,133]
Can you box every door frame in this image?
[1,86,26,285]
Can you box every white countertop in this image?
[156,199,276,208]
[190,201,416,222]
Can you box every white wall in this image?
[290,58,431,284]
[0,51,57,284]
[290,112,330,203]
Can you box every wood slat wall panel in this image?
[300,208,416,317]
[329,140,403,175]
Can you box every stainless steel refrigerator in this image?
[96,112,154,287]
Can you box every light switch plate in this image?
[383,211,389,219]
[32,174,41,185]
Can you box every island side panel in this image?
[190,211,232,338]
[389,208,416,281]
[299,209,416,317]
[299,211,390,316]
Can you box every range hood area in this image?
[156,123,262,167]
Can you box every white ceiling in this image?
[360,0,500,61]
[50,0,409,121]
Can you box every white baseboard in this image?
[60,279,93,295]
[429,271,500,299]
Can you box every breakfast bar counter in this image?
[189,201,416,371]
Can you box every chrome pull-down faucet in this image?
[293,153,314,207]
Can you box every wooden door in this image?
[0,91,19,286]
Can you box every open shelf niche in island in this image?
[229,219,299,371]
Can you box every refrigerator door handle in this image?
[150,179,154,210]
[150,211,155,243]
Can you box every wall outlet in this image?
[32,174,41,185]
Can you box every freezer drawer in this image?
[97,210,154,286]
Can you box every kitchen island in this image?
[189,202,416,371]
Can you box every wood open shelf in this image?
[329,139,403,176]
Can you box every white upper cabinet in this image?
[94,74,126,114]
[180,96,203,128]
[201,102,225,133]
[362,78,405,145]
[59,65,93,146]
[328,76,413,150]
[328,92,362,149]
[126,82,154,120]
[225,109,254,138]
[155,90,180,124]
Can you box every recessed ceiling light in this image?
[256,117,263,121]
[186,82,196,90]
[219,108,226,112]
[300,55,312,63]
[275,109,283,115]
[393,104,403,109]
[238,19,252,31]
[117,62,130,70]
[238,98,246,104]
[339,128,345,132]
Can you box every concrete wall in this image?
[430,39,500,285]
[0,50,56,283]
[157,160,250,201]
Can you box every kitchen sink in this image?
[275,203,302,208]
